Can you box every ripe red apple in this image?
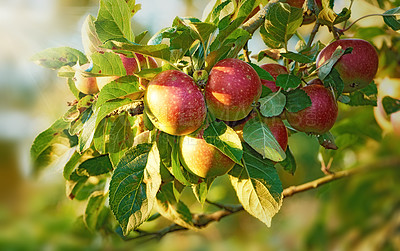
[259,63,288,92]
[96,53,158,90]
[179,129,235,178]
[286,0,305,8]
[286,84,338,134]
[145,70,206,136]
[316,39,379,93]
[205,58,262,121]
[73,63,99,94]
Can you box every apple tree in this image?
[30,0,400,243]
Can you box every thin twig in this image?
[339,13,400,33]
[242,42,251,63]
[307,20,320,48]
[106,101,144,117]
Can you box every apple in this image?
[316,39,379,93]
[73,63,99,94]
[145,70,206,136]
[286,84,338,134]
[374,78,400,135]
[96,53,158,90]
[205,58,262,121]
[286,0,305,8]
[179,129,235,178]
[259,63,288,92]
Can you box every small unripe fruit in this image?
[286,85,338,134]
[316,39,379,93]
[180,130,235,178]
[145,70,206,136]
[73,63,99,94]
[205,58,262,121]
[259,63,288,92]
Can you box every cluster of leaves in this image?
[30,0,400,240]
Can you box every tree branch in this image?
[125,157,400,243]
[106,101,144,117]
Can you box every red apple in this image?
[179,129,235,178]
[286,0,305,8]
[316,39,379,93]
[286,84,338,134]
[259,63,288,92]
[205,58,262,121]
[73,63,99,94]
[145,70,206,136]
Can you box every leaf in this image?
[108,114,134,153]
[318,7,351,27]
[383,7,400,31]
[248,63,274,81]
[77,155,113,176]
[317,46,350,80]
[192,178,214,205]
[96,76,141,108]
[78,110,98,153]
[281,51,314,64]
[84,191,107,231]
[89,52,127,77]
[95,98,133,128]
[109,143,160,235]
[262,3,303,49]
[382,96,400,115]
[317,131,338,150]
[285,89,312,113]
[69,108,93,136]
[31,47,88,70]
[344,91,377,106]
[360,81,378,96]
[156,182,196,230]
[81,15,104,57]
[103,41,171,61]
[278,146,296,175]
[259,91,286,117]
[323,68,344,95]
[275,74,302,90]
[31,118,78,174]
[243,118,286,162]
[95,0,135,43]
[170,136,192,186]
[93,118,111,154]
[203,120,243,165]
[229,144,283,227]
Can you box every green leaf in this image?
[81,15,104,57]
[203,120,243,165]
[31,118,78,174]
[278,146,296,175]
[262,3,303,49]
[96,76,141,108]
[109,114,134,153]
[317,131,338,150]
[93,118,111,154]
[84,191,107,231]
[95,98,133,128]
[317,46,349,80]
[170,136,192,186]
[109,143,160,235]
[344,91,377,106]
[360,81,378,96]
[281,52,314,64]
[229,144,283,227]
[69,108,93,136]
[248,63,274,81]
[259,91,286,117]
[134,30,148,44]
[323,68,344,95]
[243,118,286,162]
[89,52,126,77]
[156,182,196,230]
[318,7,351,26]
[382,96,400,115]
[31,47,88,70]
[276,74,302,90]
[285,89,312,112]
[67,78,80,98]
[77,155,113,176]
[78,110,98,153]
[192,178,214,205]
[95,0,135,43]
[103,41,171,61]
[383,7,400,31]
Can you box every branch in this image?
[125,157,400,243]
[241,0,279,35]
[106,101,144,117]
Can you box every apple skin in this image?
[73,63,99,94]
[286,85,338,134]
[180,129,235,178]
[374,78,400,135]
[259,63,288,92]
[96,53,158,90]
[145,70,206,136]
[205,58,262,121]
[316,39,379,93]
[286,0,305,8]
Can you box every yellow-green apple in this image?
[316,39,379,93]
[179,129,235,178]
[73,63,99,94]
[286,84,338,134]
[145,70,206,136]
[205,58,262,121]
[259,63,288,92]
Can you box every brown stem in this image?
[126,157,400,243]
[307,20,320,48]
[106,101,144,117]
[339,13,400,33]
[243,42,251,63]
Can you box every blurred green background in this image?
[1,0,400,250]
